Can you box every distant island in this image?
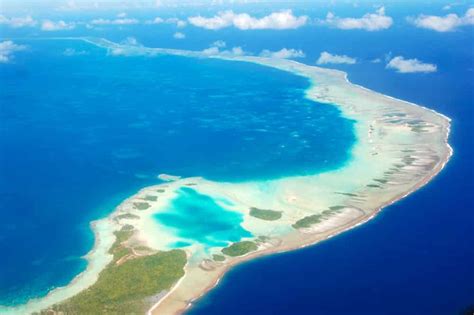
[17,38,450,315]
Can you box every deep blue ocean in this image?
[0,1,473,314]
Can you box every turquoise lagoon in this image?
[154,187,251,248]
[0,39,355,306]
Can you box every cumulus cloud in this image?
[168,18,187,28]
[188,10,308,30]
[57,0,100,11]
[201,42,246,56]
[173,32,186,39]
[442,3,464,10]
[323,6,393,31]
[316,51,356,65]
[0,15,37,28]
[41,20,75,31]
[0,41,27,63]
[408,8,474,32]
[259,48,305,59]
[90,18,139,25]
[229,46,244,56]
[386,56,437,73]
[212,40,226,48]
[121,37,141,46]
[147,17,164,24]
[107,38,144,56]
[202,46,220,56]
[146,17,187,27]
[63,48,89,56]
[108,48,128,56]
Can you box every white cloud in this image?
[57,0,100,11]
[316,51,356,65]
[108,38,141,56]
[212,40,226,48]
[41,20,75,31]
[168,18,187,28]
[121,37,140,46]
[63,48,89,56]
[0,41,27,63]
[386,56,437,73]
[0,15,37,28]
[117,12,127,18]
[109,48,128,56]
[148,17,164,24]
[202,46,221,56]
[201,43,246,56]
[230,46,244,56]
[146,17,187,27]
[259,48,305,59]
[189,11,232,30]
[323,6,393,31]
[90,18,139,25]
[442,3,463,11]
[408,8,474,32]
[188,10,308,30]
[173,32,186,39]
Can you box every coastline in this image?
[0,219,116,315]
[166,140,452,315]
[3,38,452,315]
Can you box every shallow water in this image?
[154,187,251,248]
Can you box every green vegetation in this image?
[122,224,134,231]
[321,210,332,216]
[109,227,135,263]
[366,184,381,188]
[45,250,186,315]
[249,207,282,221]
[410,124,428,133]
[293,205,350,230]
[256,235,270,243]
[292,214,323,229]
[222,241,258,257]
[156,189,166,193]
[335,192,358,197]
[134,245,153,252]
[212,254,226,262]
[373,178,388,184]
[143,195,157,202]
[403,156,416,165]
[116,213,140,220]
[133,202,150,210]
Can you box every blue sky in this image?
[1,1,473,73]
